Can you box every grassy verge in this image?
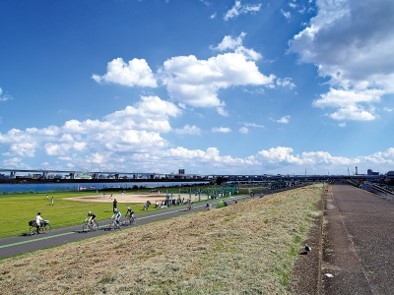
[0,184,322,294]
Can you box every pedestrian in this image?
[50,196,54,206]
[113,198,117,213]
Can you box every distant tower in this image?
[355,166,358,175]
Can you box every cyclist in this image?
[113,208,122,227]
[86,211,97,226]
[125,206,136,223]
[187,200,193,210]
[35,212,43,234]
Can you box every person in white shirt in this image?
[35,212,43,234]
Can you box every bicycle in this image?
[82,219,99,232]
[123,215,136,226]
[187,201,193,211]
[29,219,51,235]
[110,217,122,230]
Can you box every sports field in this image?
[0,187,217,238]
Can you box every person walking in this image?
[113,198,118,213]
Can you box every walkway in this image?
[322,184,394,294]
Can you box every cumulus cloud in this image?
[160,33,274,115]
[161,52,273,115]
[212,127,231,133]
[92,57,157,87]
[0,96,181,170]
[276,115,291,124]
[276,77,296,89]
[175,125,201,135]
[289,0,394,121]
[1,116,394,173]
[93,33,274,116]
[224,0,262,21]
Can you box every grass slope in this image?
[0,185,323,295]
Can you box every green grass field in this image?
[0,191,134,237]
[0,185,242,238]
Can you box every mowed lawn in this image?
[0,191,145,238]
[0,184,323,295]
[0,185,232,238]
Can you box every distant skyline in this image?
[0,0,393,176]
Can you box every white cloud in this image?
[92,57,157,87]
[175,125,201,135]
[239,127,249,134]
[276,115,291,124]
[93,33,274,116]
[224,0,262,21]
[160,44,274,115]
[312,88,381,121]
[214,32,246,51]
[276,77,296,89]
[281,9,291,20]
[242,122,264,129]
[1,118,394,173]
[290,0,394,121]
[212,127,231,133]
[0,96,181,170]
[213,32,262,60]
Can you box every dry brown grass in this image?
[0,185,322,295]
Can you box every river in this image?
[0,181,209,194]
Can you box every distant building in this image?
[367,169,379,176]
[385,171,394,184]
[178,169,185,175]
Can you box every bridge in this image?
[0,168,389,184]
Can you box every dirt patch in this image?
[289,195,323,294]
[64,193,196,204]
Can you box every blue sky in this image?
[0,0,393,176]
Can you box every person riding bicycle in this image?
[35,212,43,234]
[85,211,97,226]
[125,206,136,224]
[125,206,135,219]
[113,208,122,226]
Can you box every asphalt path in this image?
[323,184,394,295]
[0,194,253,260]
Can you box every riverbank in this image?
[0,185,323,294]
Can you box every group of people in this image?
[85,206,136,228]
[34,206,136,234]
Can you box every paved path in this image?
[0,194,251,260]
[323,184,394,295]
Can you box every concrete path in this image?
[323,184,394,294]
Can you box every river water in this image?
[0,181,209,194]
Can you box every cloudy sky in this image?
[0,0,393,176]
